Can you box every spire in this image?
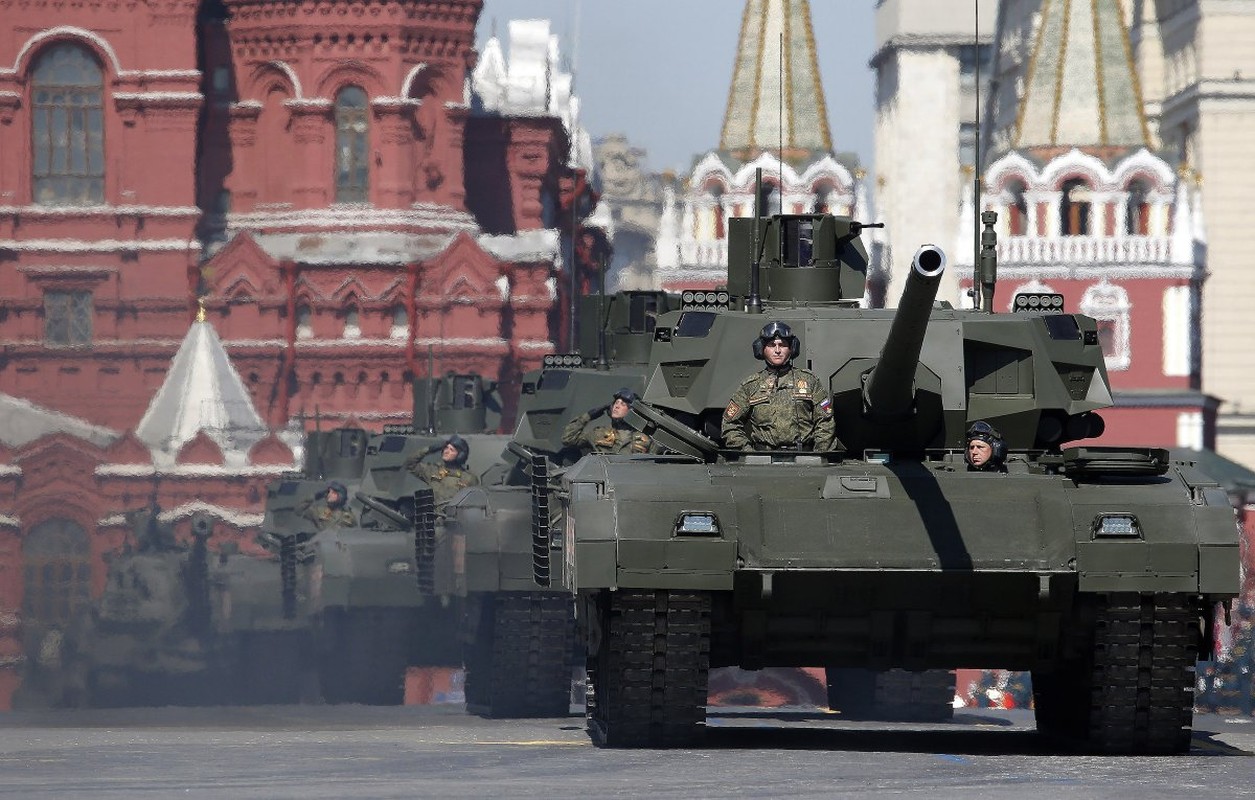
[719,0,832,162]
[1013,0,1151,155]
[135,317,268,465]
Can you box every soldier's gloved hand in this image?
[587,404,611,420]
[423,443,442,455]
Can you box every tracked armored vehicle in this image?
[47,510,303,708]
[260,373,509,704]
[441,290,679,717]
[548,210,1241,752]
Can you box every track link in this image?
[465,592,574,718]
[1035,592,1199,754]
[587,589,711,748]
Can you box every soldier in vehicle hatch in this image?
[965,421,1007,473]
[722,321,835,451]
[406,434,480,509]
[562,387,653,455]
[297,480,357,529]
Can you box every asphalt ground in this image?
[0,705,1252,799]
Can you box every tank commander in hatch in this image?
[562,387,653,455]
[297,480,357,529]
[965,421,1007,473]
[406,434,480,509]
[722,321,835,451]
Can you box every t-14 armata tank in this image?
[546,209,1241,752]
[442,290,678,718]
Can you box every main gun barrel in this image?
[862,245,946,419]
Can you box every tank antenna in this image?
[425,344,437,435]
[972,0,1000,313]
[748,167,764,314]
[595,236,609,370]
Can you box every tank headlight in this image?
[675,512,720,536]
[1093,514,1141,539]
[387,559,414,574]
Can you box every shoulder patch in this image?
[818,397,833,417]
[724,400,741,420]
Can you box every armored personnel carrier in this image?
[547,209,1241,752]
[260,373,509,705]
[442,290,679,717]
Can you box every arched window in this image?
[1007,178,1029,236]
[334,86,369,203]
[1080,282,1131,370]
[342,306,360,339]
[31,43,105,206]
[708,184,725,240]
[390,305,408,339]
[1060,178,1092,236]
[1126,179,1151,235]
[22,518,92,636]
[296,304,313,339]
[758,182,781,217]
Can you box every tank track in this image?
[825,668,955,722]
[1034,592,1198,754]
[586,590,711,748]
[414,489,437,596]
[464,592,574,718]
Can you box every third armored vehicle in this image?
[547,211,1241,753]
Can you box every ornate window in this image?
[334,86,369,203]
[1006,178,1029,236]
[44,290,92,345]
[390,305,408,339]
[31,43,105,206]
[1060,178,1092,236]
[296,304,313,339]
[342,306,361,339]
[1126,179,1151,235]
[1080,282,1131,371]
[22,518,92,634]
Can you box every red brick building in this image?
[0,0,596,707]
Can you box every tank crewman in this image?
[297,480,357,529]
[965,421,1007,472]
[722,321,835,451]
[562,387,653,455]
[405,434,480,509]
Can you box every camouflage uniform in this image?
[721,367,835,451]
[561,413,652,455]
[295,497,357,530]
[409,460,480,509]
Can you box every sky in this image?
[476,0,878,176]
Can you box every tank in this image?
[441,290,679,717]
[44,509,304,708]
[546,211,1241,752]
[258,373,509,705]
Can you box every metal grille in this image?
[43,290,92,345]
[31,43,104,206]
[334,86,368,203]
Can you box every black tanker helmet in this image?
[444,434,470,466]
[965,420,1007,464]
[752,320,800,360]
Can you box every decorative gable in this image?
[105,431,153,466]
[176,431,226,465]
[247,433,295,466]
